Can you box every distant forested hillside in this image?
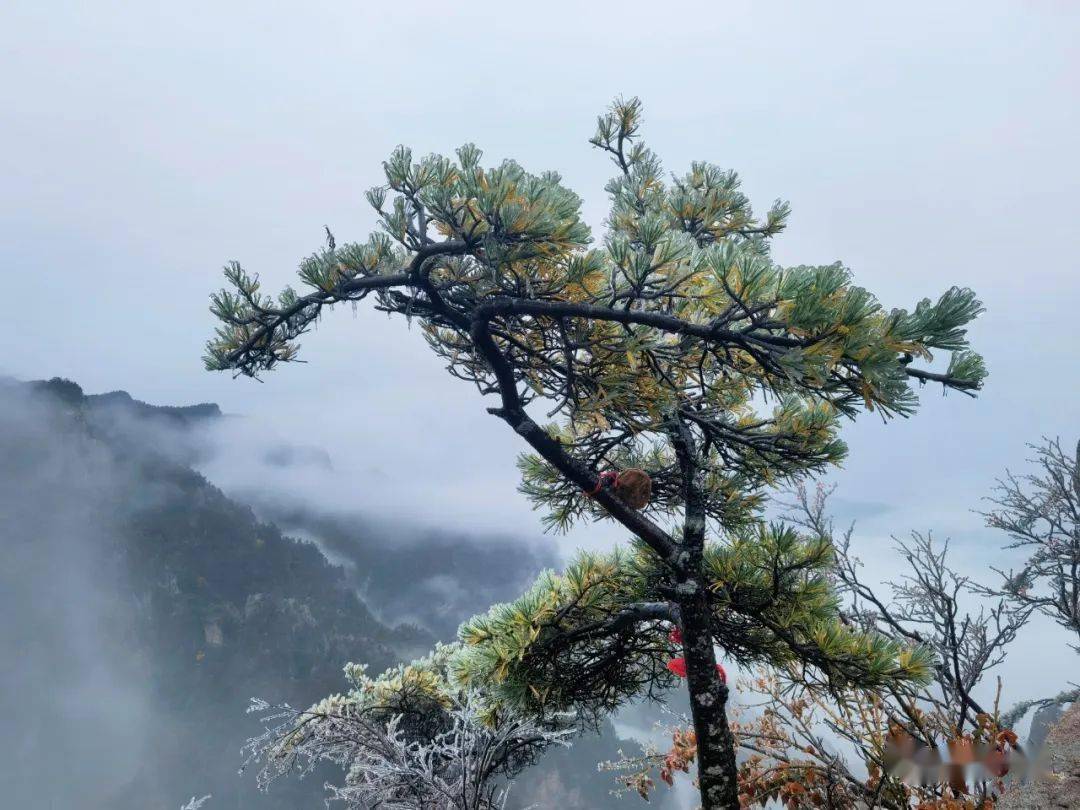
[0,378,665,809]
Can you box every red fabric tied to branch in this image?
[666,657,688,677]
[666,656,727,683]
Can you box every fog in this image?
[83,390,566,638]
[0,385,158,807]
[2,2,1079,807]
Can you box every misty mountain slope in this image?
[1,379,416,809]
[1,378,667,809]
[2,380,153,807]
[259,505,562,641]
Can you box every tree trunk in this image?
[679,589,739,809]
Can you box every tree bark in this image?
[667,412,740,808]
[679,589,739,809]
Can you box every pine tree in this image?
[205,98,986,809]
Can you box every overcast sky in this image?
[3,1,1079,716]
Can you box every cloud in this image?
[0,383,157,807]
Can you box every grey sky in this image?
[3,0,1079,727]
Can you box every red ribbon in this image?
[666,657,727,683]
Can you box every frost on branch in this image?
[242,653,575,809]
